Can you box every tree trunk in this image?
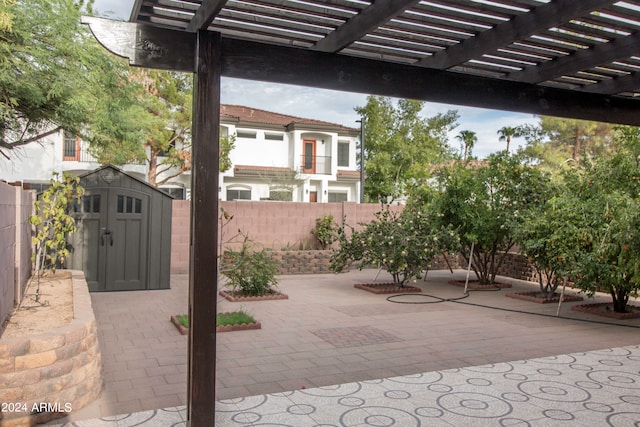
[611,286,629,313]
[573,128,582,161]
[148,152,158,186]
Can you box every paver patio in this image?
[47,269,640,425]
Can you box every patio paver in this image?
[46,269,640,425]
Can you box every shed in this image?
[68,165,173,292]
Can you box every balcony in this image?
[300,155,331,175]
[63,138,98,162]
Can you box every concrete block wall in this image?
[170,200,402,274]
[169,200,539,281]
[0,271,103,426]
[0,183,16,328]
[0,182,33,329]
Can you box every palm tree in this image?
[497,126,523,152]
[456,130,477,161]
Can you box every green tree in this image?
[330,208,459,286]
[519,117,615,172]
[497,126,523,153]
[431,152,549,284]
[0,0,14,32]
[0,0,144,160]
[456,130,477,161]
[132,69,193,186]
[355,96,458,203]
[516,184,578,297]
[92,68,235,185]
[554,127,640,313]
[540,116,614,162]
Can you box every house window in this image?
[227,188,251,200]
[161,187,185,199]
[338,142,350,167]
[328,192,348,203]
[63,131,79,160]
[265,133,284,141]
[236,130,257,139]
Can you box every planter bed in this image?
[0,271,103,426]
[506,291,584,304]
[219,289,288,302]
[448,280,512,290]
[354,283,422,294]
[170,314,262,335]
[571,303,640,320]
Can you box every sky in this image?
[91,0,540,158]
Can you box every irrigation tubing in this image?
[386,287,640,329]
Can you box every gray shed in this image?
[68,165,172,292]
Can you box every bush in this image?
[222,234,279,296]
[330,208,459,286]
[311,214,337,249]
[30,172,84,275]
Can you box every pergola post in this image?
[188,30,221,426]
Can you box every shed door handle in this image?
[101,229,113,246]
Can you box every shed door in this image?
[73,190,107,291]
[75,188,149,291]
[108,190,149,291]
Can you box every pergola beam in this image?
[416,0,617,70]
[511,31,640,85]
[311,0,421,53]
[81,17,640,126]
[221,37,640,126]
[186,0,227,32]
[582,71,640,95]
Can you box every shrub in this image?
[30,172,84,275]
[222,233,279,296]
[311,214,337,249]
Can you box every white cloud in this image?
[222,78,540,158]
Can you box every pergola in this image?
[82,1,640,425]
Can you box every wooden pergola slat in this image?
[416,0,617,69]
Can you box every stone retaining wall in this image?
[0,271,103,426]
[429,252,537,282]
[267,250,336,275]
[260,250,538,279]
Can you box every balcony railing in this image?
[62,139,144,165]
[63,139,98,162]
[300,155,331,175]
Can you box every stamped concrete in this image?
[50,344,640,426]
[48,269,640,424]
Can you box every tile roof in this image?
[221,104,357,132]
